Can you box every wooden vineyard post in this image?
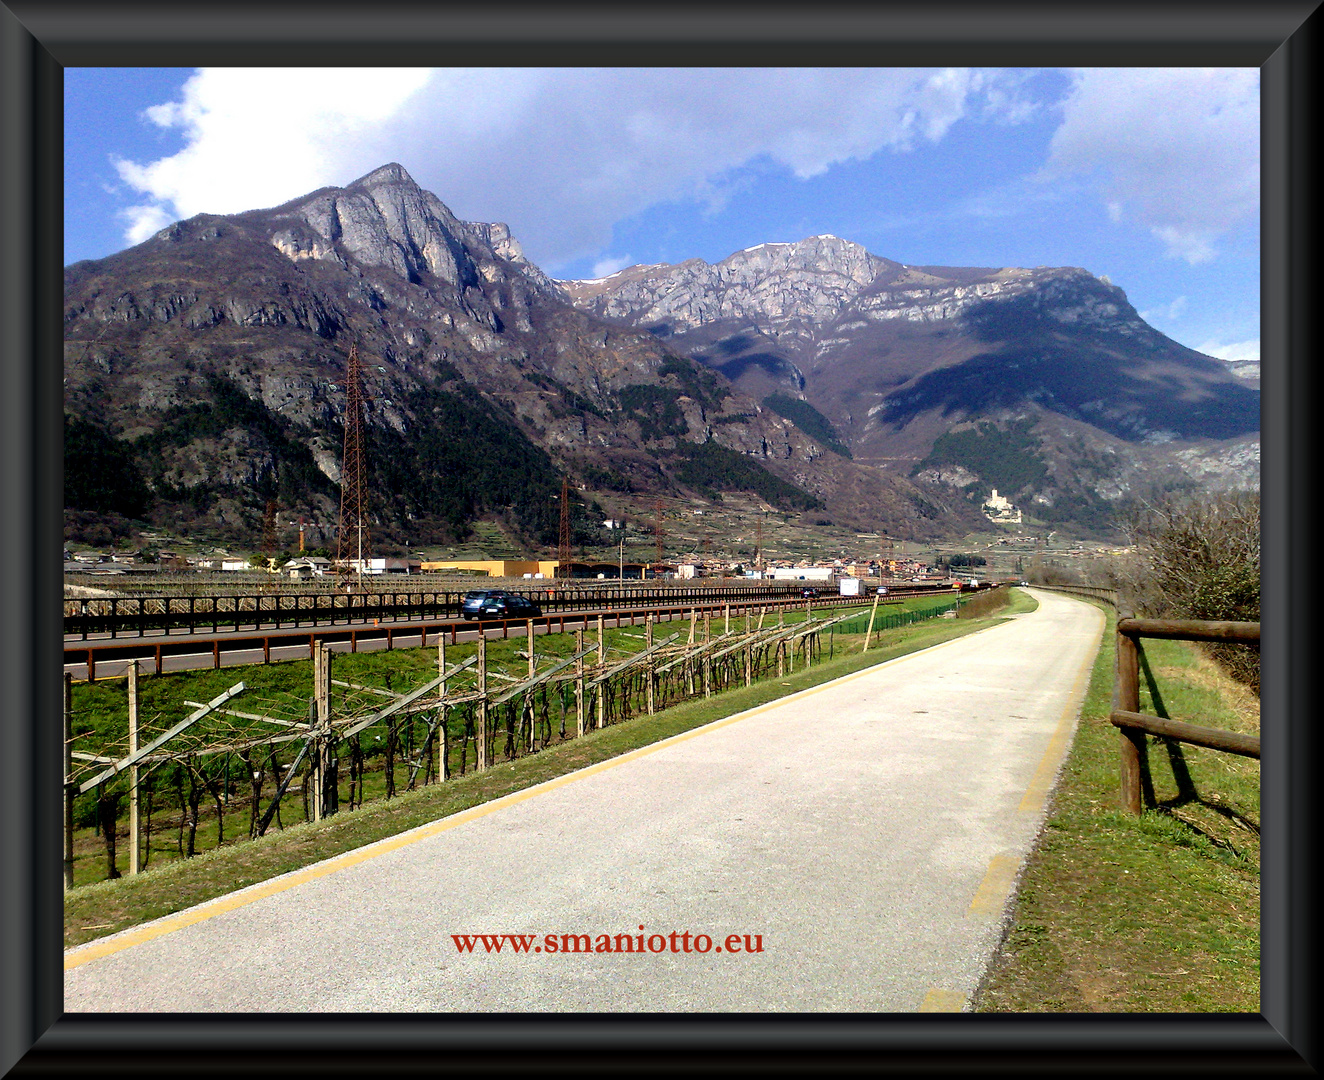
[309,643,323,821]
[863,591,881,652]
[321,642,334,817]
[703,614,713,697]
[438,637,449,781]
[645,617,656,715]
[744,629,753,687]
[63,672,74,891]
[127,660,141,875]
[1116,620,1145,814]
[527,618,538,750]
[596,614,606,729]
[476,634,489,770]
[724,604,730,636]
[311,642,334,820]
[688,608,697,644]
[575,629,586,737]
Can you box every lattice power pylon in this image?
[557,476,572,579]
[259,499,279,590]
[261,500,279,558]
[653,499,665,575]
[336,342,371,586]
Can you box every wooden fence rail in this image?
[1111,614,1260,814]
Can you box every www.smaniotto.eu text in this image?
[452,927,765,955]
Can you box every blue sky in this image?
[64,67,1260,363]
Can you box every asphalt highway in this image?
[64,589,1104,1012]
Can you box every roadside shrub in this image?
[1120,491,1260,692]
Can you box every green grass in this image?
[975,603,1260,1012]
[64,592,1025,948]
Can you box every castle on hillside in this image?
[982,488,1022,524]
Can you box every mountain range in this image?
[63,163,1258,551]
[562,235,1260,533]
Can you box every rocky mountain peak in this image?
[347,162,418,189]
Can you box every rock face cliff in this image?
[562,236,1260,533]
[64,167,983,548]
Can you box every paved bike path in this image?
[65,589,1104,1012]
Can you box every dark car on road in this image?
[461,589,512,619]
[475,594,543,621]
[800,587,819,598]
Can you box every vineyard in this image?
[66,601,973,887]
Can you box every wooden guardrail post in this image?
[1115,617,1146,815]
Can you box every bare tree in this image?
[1118,490,1260,691]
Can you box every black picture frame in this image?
[2,3,1316,1073]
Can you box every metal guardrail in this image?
[62,583,810,639]
[63,581,968,640]
[64,593,879,681]
[1111,614,1260,814]
[1029,583,1119,606]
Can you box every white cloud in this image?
[590,255,634,279]
[112,67,435,223]
[1041,68,1259,264]
[119,203,173,244]
[109,67,1032,269]
[1196,338,1260,363]
[1141,295,1188,322]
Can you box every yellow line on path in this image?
[67,629,988,971]
[1017,603,1105,816]
[918,989,967,1012]
[968,854,1021,918]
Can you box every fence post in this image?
[438,636,449,781]
[575,629,586,737]
[703,615,713,697]
[64,672,74,891]
[309,643,323,821]
[596,615,606,729]
[646,617,656,715]
[128,660,141,875]
[1116,615,1145,815]
[477,634,489,770]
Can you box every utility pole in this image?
[336,341,370,589]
